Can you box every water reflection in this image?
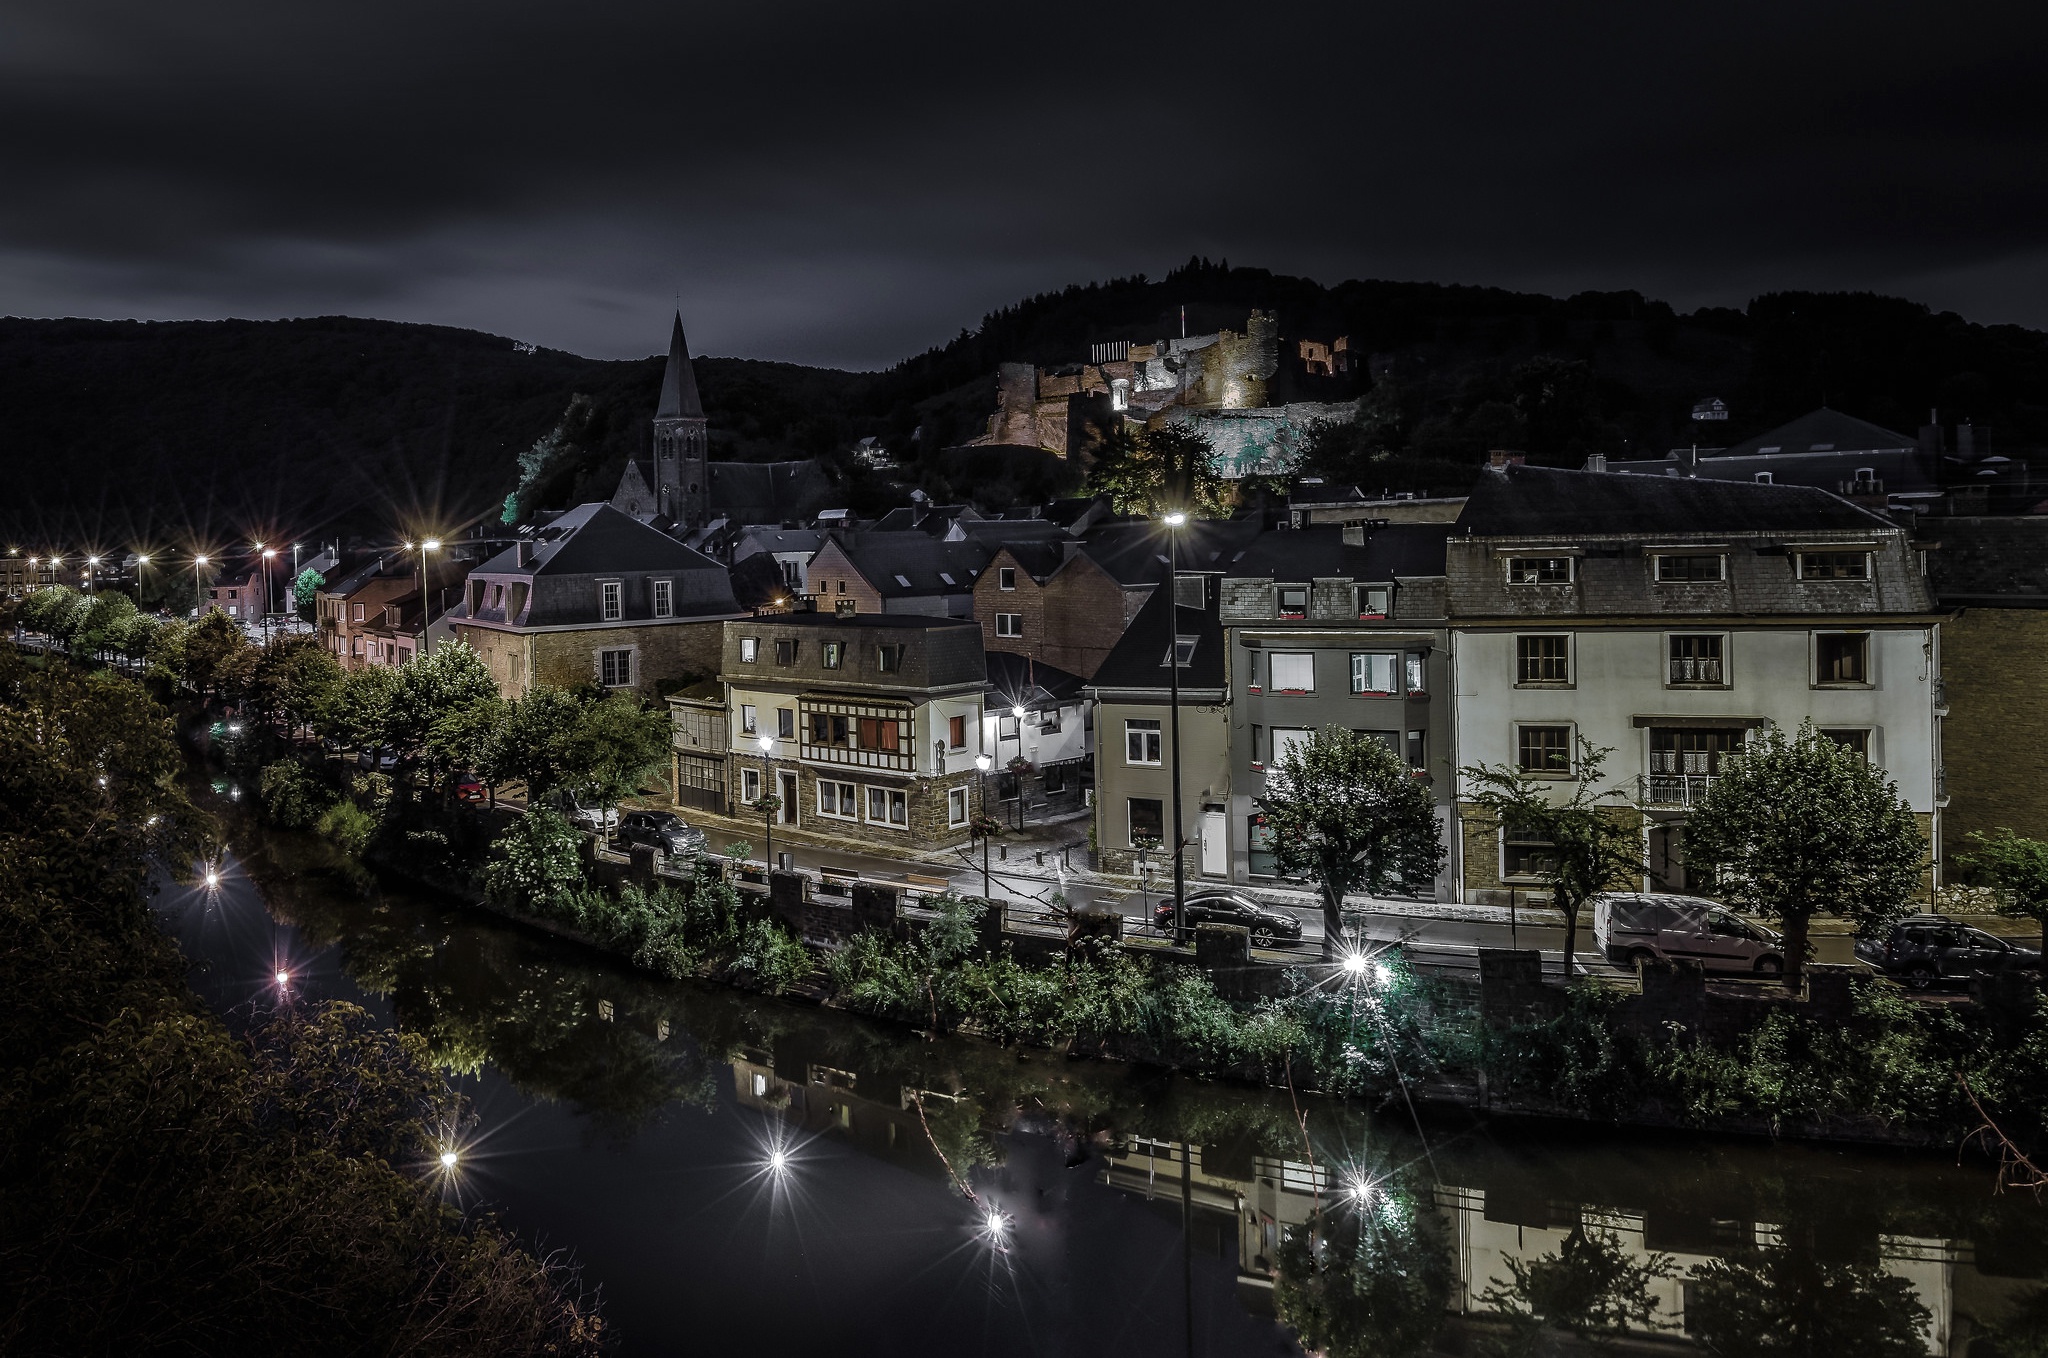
[177,815,2048,1357]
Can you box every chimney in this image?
[1958,420,1978,458]
[1584,453,1608,473]
[1918,409,1943,457]
[1486,449,1510,471]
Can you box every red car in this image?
[448,771,488,803]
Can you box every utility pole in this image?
[1162,512,1187,945]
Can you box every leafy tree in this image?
[1084,421,1226,516]
[486,686,589,800]
[1261,726,1445,959]
[1477,1224,1675,1354]
[566,691,671,813]
[427,694,506,790]
[1963,828,2048,955]
[180,609,258,700]
[1461,738,1644,979]
[258,760,328,829]
[75,590,139,661]
[250,635,343,737]
[325,664,401,751]
[1274,1183,1456,1358]
[1684,1246,1931,1357]
[1684,724,1925,990]
[384,640,498,772]
[291,566,325,619]
[482,806,587,908]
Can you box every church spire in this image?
[655,311,704,420]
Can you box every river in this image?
[161,791,2048,1357]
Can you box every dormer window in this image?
[1506,557,1573,585]
[1278,586,1308,619]
[600,581,622,621]
[998,567,1017,590]
[1798,551,1871,581]
[1356,585,1391,619]
[1653,554,1725,583]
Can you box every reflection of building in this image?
[728,1049,956,1180]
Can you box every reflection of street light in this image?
[974,752,994,898]
[1160,511,1188,945]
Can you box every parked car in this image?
[542,788,618,835]
[1853,915,2043,988]
[356,745,398,773]
[1151,891,1305,947]
[447,771,487,804]
[321,736,348,758]
[618,810,708,857]
[1593,892,1785,977]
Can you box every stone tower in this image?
[614,311,710,527]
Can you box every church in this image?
[610,313,832,537]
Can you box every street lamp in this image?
[417,538,442,659]
[193,554,209,617]
[1160,511,1188,945]
[259,545,278,645]
[85,555,99,592]
[757,733,778,874]
[974,752,994,898]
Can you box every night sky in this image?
[4,0,2046,367]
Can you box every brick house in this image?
[451,502,744,700]
[803,530,991,617]
[720,612,987,852]
[206,565,269,622]
[317,556,464,669]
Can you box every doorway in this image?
[778,771,798,825]
[1200,807,1226,877]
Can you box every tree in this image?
[291,567,325,620]
[325,664,401,751]
[250,635,343,737]
[486,686,588,800]
[1261,727,1444,959]
[482,806,587,908]
[566,692,672,814]
[1684,1246,1931,1357]
[1684,724,1925,990]
[384,641,498,776]
[1084,421,1227,516]
[75,591,139,662]
[1477,1224,1675,1354]
[1274,1183,1456,1358]
[1461,738,1644,980]
[178,609,258,701]
[1963,828,2048,955]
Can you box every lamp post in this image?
[417,538,442,659]
[259,545,278,645]
[85,555,99,592]
[193,554,209,618]
[975,752,994,898]
[757,733,778,874]
[1009,704,1027,831]
[1161,511,1188,946]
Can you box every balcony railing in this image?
[1640,773,1717,807]
[1667,657,1724,685]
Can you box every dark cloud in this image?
[2,0,2045,366]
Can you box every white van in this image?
[1592,892,1785,977]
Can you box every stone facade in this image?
[728,754,978,852]
[457,617,725,701]
[803,538,886,615]
[973,547,1144,681]
[1938,605,2048,859]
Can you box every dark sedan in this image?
[1152,891,1305,947]
[619,810,708,857]
[1853,914,2043,988]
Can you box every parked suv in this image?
[619,810,707,857]
[1593,892,1785,977]
[1854,915,2043,988]
[1151,891,1305,948]
[540,788,618,835]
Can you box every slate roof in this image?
[707,460,834,525]
[984,651,1087,710]
[823,530,992,598]
[1456,463,1890,537]
[1223,524,1450,580]
[1717,407,1915,459]
[1928,517,2048,601]
[477,502,726,577]
[1087,582,1225,696]
[728,552,790,611]
[655,312,704,421]
[1076,518,1264,586]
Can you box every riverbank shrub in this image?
[481,806,585,908]
[315,799,378,856]
[259,758,329,828]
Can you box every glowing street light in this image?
[974,752,995,898]
[756,734,779,871]
[275,969,290,988]
[767,1148,789,1174]
[440,1149,459,1170]
[1343,951,1369,977]
[204,870,220,889]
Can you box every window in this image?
[601,581,622,621]
[939,572,956,586]
[1278,585,1308,619]
[1516,635,1570,684]
[998,714,1020,740]
[1799,551,1871,581]
[865,786,908,826]
[947,786,969,826]
[1406,729,1427,771]
[835,580,846,594]
[652,579,673,617]
[1249,724,1264,765]
[893,574,913,588]
[740,703,757,735]
[1164,635,1197,667]
[1655,554,1725,583]
[1506,557,1574,584]
[739,637,759,663]
[998,773,1020,802]
[1356,585,1391,619]
[810,713,851,747]
[821,641,842,669]
[1039,706,1060,734]
[877,644,902,673]
[1816,632,1869,685]
[781,559,802,587]
[1517,725,1573,775]
[995,613,1023,637]
[948,714,966,749]
[1820,728,1870,760]
[1128,798,1164,848]
[777,707,795,739]
[1405,653,1427,695]
[1503,835,1558,881]
[353,603,365,622]
[774,638,797,665]
[1043,766,1067,794]
[1270,727,1312,767]
[817,780,857,819]
[1647,728,1744,803]
[857,716,902,751]
[599,649,632,688]
[1269,652,1316,693]
[834,598,857,618]
[998,566,1017,590]
[1126,719,1162,765]
[741,767,761,802]
[1668,634,1725,685]
[1350,652,1397,695]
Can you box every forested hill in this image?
[7,261,2048,543]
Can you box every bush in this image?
[258,760,328,829]
[481,808,585,908]
[314,800,378,856]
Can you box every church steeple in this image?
[655,311,704,420]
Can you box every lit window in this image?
[821,641,842,669]
[1356,585,1391,618]
[740,704,757,734]
[1278,586,1308,619]
[1506,557,1574,584]
[947,786,968,826]
[1405,653,1426,694]
[741,768,761,802]
[739,637,759,663]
